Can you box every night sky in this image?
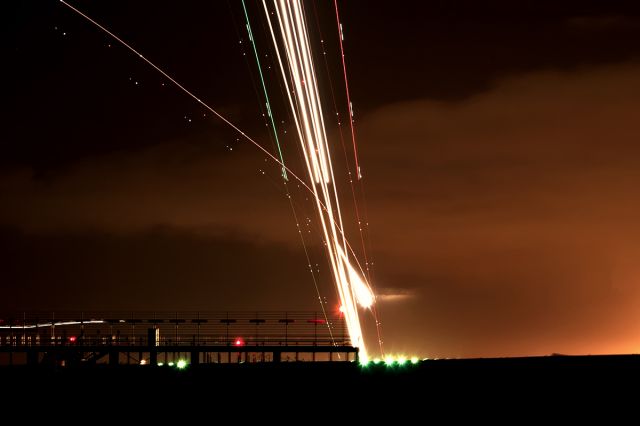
[4,0,640,358]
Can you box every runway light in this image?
[176,360,187,369]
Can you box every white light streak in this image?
[0,320,105,329]
[265,0,374,362]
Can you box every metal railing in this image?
[0,311,349,348]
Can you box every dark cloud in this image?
[0,141,304,244]
[0,226,324,313]
[567,15,640,31]
[342,1,640,106]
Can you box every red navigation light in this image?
[234,337,245,346]
[69,336,77,343]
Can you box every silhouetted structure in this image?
[0,311,357,366]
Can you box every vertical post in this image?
[226,312,230,363]
[314,312,318,362]
[197,312,200,346]
[51,312,55,344]
[148,327,157,366]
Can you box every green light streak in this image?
[241,0,288,180]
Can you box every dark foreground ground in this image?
[2,355,639,416]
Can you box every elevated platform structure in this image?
[0,311,358,366]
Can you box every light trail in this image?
[0,320,105,329]
[310,0,382,355]
[57,0,310,194]
[333,0,362,180]
[240,0,288,181]
[264,0,374,362]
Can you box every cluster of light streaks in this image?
[233,1,337,347]
[58,0,378,361]
[262,0,374,362]
[311,0,383,354]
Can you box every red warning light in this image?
[234,337,245,346]
[69,336,77,343]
